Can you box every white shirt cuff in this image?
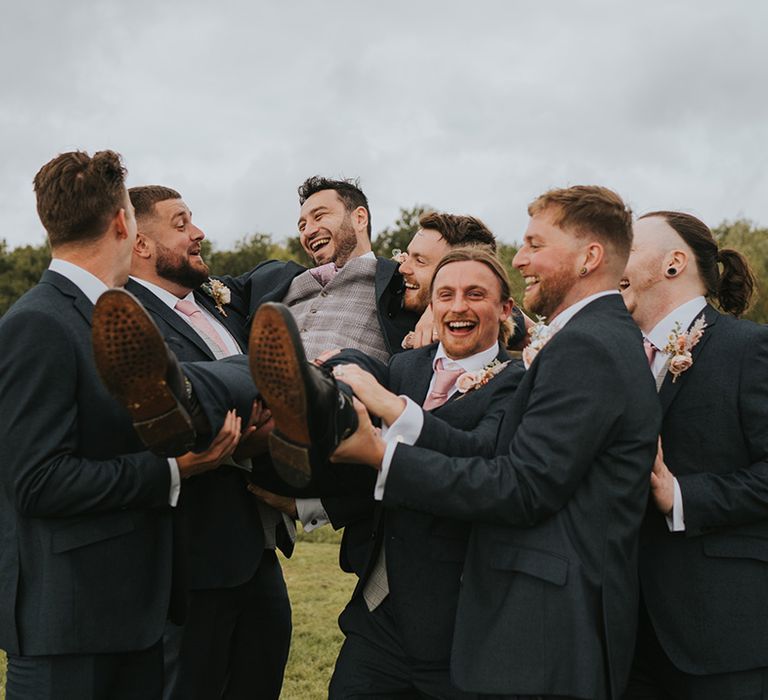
[382,396,424,442]
[168,458,180,507]
[665,477,686,532]
[296,498,329,531]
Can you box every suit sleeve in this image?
[414,366,522,458]
[0,310,170,518]
[678,326,768,535]
[383,333,627,525]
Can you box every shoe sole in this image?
[92,289,195,456]
[249,303,312,487]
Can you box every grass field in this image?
[0,527,353,700]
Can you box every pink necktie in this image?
[175,299,227,356]
[423,358,466,411]
[309,262,337,286]
[643,338,657,367]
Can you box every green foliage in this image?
[712,219,768,323]
[372,205,430,258]
[497,242,526,309]
[205,233,291,277]
[0,239,50,316]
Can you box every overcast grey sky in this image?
[1,1,766,251]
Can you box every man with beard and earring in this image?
[620,212,768,700]
[324,186,661,699]
[125,185,294,700]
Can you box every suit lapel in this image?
[441,343,508,408]
[126,280,215,360]
[41,270,94,326]
[659,304,719,416]
[401,346,439,405]
[194,290,246,352]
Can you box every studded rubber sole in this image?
[92,289,195,456]
[249,303,313,486]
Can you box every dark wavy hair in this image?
[418,211,497,251]
[298,176,371,238]
[34,150,128,247]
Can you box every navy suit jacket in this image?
[125,279,290,591]
[639,305,768,674]
[0,271,174,656]
[385,295,660,699]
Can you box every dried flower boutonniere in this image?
[456,359,511,394]
[663,315,707,382]
[200,278,231,316]
[392,248,408,264]
[521,316,555,369]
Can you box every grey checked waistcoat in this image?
[282,255,390,363]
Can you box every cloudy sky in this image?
[1,1,766,251]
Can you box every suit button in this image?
[311,519,318,525]
[310,308,317,314]
[320,290,328,297]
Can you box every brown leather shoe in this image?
[248,302,357,487]
[92,289,196,456]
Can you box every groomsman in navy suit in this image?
[0,151,179,700]
[125,185,294,700]
[332,186,661,699]
[620,211,768,699]
[323,247,524,698]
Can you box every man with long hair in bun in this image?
[621,211,768,699]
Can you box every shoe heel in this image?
[134,405,196,457]
[269,432,312,487]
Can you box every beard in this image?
[329,216,360,267]
[155,241,210,290]
[404,281,431,313]
[527,266,580,320]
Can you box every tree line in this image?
[1,208,765,323]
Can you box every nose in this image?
[450,292,469,313]
[190,223,205,242]
[512,247,527,270]
[399,257,413,275]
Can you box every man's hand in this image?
[177,409,241,478]
[233,400,274,460]
[331,398,387,469]
[403,304,437,349]
[313,348,342,365]
[332,364,406,424]
[650,437,675,515]
[247,484,298,519]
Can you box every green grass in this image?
[0,528,353,700]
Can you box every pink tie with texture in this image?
[175,299,227,356]
[422,358,466,411]
[643,337,657,367]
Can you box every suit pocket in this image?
[52,512,136,553]
[490,543,569,586]
[702,534,768,564]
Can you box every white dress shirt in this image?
[644,295,707,532]
[49,260,181,506]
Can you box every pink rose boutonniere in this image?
[663,315,707,382]
[201,278,231,316]
[456,359,511,394]
[521,316,555,369]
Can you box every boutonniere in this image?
[456,359,511,394]
[521,316,555,369]
[200,278,231,316]
[663,315,707,382]
[391,248,408,264]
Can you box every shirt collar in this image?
[129,276,192,310]
[646,296,707,352]
[433,341,500,373]
[548,290,620,332]
[49,258,109,306]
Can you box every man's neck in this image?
[53,248,125,288]
[638,289,703,334]
[130,270,191,299]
